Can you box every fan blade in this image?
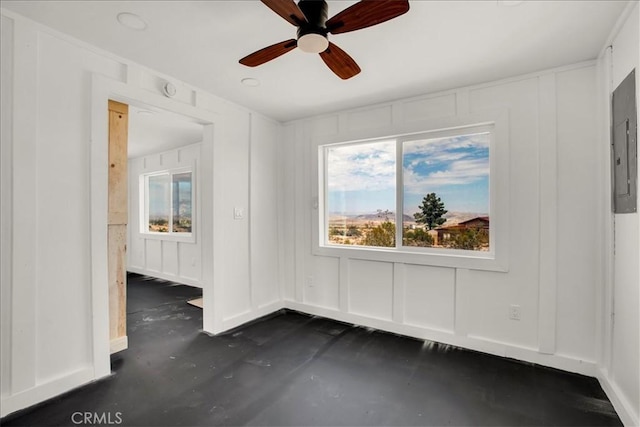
[239,39,298,67]
[326,0,410,34]
[319,42,361,80]
[260,0,307,26]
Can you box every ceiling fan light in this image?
[298,33,329,54]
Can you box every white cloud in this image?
[326,133,490,194]
[404,133,489,155]
[327,141,396,191]
[404,157,489,192]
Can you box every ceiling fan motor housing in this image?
[297,0,329,39]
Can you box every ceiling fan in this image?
[239,0,410,80]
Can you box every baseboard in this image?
[109,336,128,354]
[0,366,95,418]
[597,367,639,427]
[284,300,597,377]
[127,267,202,288]
[219,301,284,333]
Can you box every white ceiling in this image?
[128,105,203,158]
[2,0,630,122]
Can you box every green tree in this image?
[414,193,448,230]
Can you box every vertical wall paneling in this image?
[339,256,349,312]
[555,66,599,360]
[603,4,640,425]
[306,256,340,310]
[402,94,456,123]
[596,45,614,374]
[280,125,296,301]
[347,106,392,132]
[219,108,252,322]
[392,263,405,323]
[248,114,255,311]
[107,100,128,354]
[303,126,314,306]
[294,124,306,303]
[538,74,558,354]
[0,14,14,398]
[454,269,469,337]
[127,144,202,287]
[249,114,281,309]
[404,265,455,332]
[276,124,287,303]
[348,260,393,321]
[200,124,216,333]
[11,20,38,394]
[162,241,179,277]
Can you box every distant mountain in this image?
[328,211,488,225]
[329,212,417,222]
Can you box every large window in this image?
[321,124,493,257]
[143,169,193,235]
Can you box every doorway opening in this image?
[108,99,207,357]
[91,76,218,380]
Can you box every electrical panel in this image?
[612,69,637,214]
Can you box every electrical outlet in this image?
[306,276,314,287]
[509,305,521,321]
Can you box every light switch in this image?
[233,207,244,220]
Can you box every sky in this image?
[327,132,490,217]
[148,173,192,219]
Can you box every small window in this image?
[320,124,495,260]
[143,169,193,235]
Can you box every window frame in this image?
[314,112,509,272]
[140,165,196,243]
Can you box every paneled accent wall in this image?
[281,63,601,377]
[128,143,202,287]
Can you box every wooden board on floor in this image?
[187,298,203,309]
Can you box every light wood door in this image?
[108,100,128,354]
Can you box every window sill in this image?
[313,244,508,272]
[138,232,196,244]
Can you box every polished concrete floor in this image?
[3,273,622,426]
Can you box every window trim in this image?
[314,111,509,272]
[139,165,196,243]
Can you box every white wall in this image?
[1,13,15,401]
[128,143,203,287]
[281,62,602,376]
[596,4,640,426]
[0,9,281,417]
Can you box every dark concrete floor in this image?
[2,273,622,427]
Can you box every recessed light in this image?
[241,78,260,87]
[117,12,147,31]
